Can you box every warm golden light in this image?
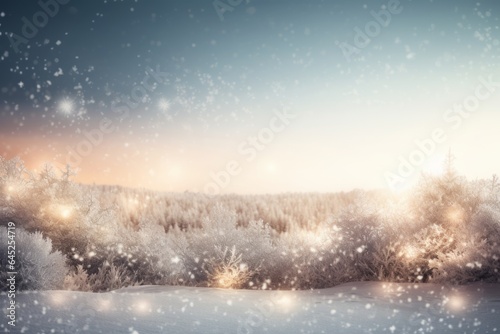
[302,228,331,249]
[120,194,146,214]
[134,300,151,314]
[446,204,465,224]
[60,207,73,219]
[128,197,139,207]
[50,292,67,306]
[50,204,75,220]
[272,292,297,313]
[214,268,242,289]
[4,180,22,195]
[402,245,419,260]
[445,294,466,312]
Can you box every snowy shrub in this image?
[366,241,409,281]
[86,263,140,292]
[1,155,499,291]
[64,265,92,291]
[133,222,183,284]
[271,224,335,289]
[74,219,183,290]
[431,236,500,284]
[322,204,388,285]
[469,203,500,244]
[0,157,34,227]
[206,246,254,289]
[174,204,274,288]
[0,227,68,290]
[64,263,141,292]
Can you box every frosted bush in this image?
[0,227,68,290]
[64,265,92,291]
[174,204,274,287]
[1,156,500,290]
[87,263,140,292]
[207,246,254,289]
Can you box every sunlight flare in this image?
[58,98,74,114]
[446,204,466,224]
[402,245,419,260]
[49,203,76,220]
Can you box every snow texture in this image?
[1,282,499,333]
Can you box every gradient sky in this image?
[1,0,499,193]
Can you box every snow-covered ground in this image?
[1,282,499,334]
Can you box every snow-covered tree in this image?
[0,227,68,290]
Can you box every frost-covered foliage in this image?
[0,227,68,290]
[0,156,499,291]
[403,167,500,284]
[173,204,274,288]
[206,246,254,289]
[0,157,118,263]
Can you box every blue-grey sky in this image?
[1,0,499,193]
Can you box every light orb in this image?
[59,99,74,114]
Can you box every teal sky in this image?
[1,0,499,193]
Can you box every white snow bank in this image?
[1,282,499,333]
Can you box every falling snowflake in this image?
[158,98,171,112]
[59,99,74,114]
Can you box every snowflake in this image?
[59,99,74,114]
[158,98,171,112]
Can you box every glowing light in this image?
[267,163,276,173]
[445,294,466,312]
[215,269,241,289]
[59,206,73,219]
[302,229,331,248]
[446,204,465,224]
[59,99,74,114]
[50,293,66,306]
[98,298,112,311]
[403,245,419,260]
[273,292,297,313]
[211,263,250,289]
[6,185,16,193]
[120,194,142,214]
[158,98,171,112]
[128,198,139,206]
[134,300,151,314]
[276,296,293,306]
[50,204,75,220]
